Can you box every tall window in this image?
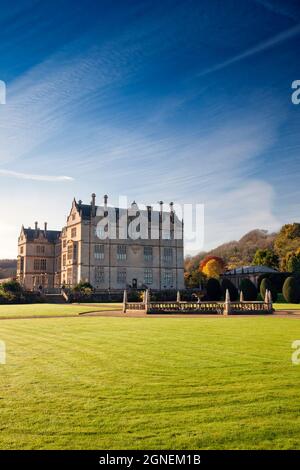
[20,246,24,254]
[63,240,67,248]
[62,254,66,267]
[117,245,127,260]
[144,246,153,261]
[163,269,173,287]
[67,268,72,285]
[163,247,173,263]
[95,266,105,284]
[67,244,73,260]
[36,245,45,254]
[34,259,47,271]
[71,227,77,238]
[94,244,104,260]
[18,257,24,272]
[144,268,153,285]
[117,269,126,285]
[73,243,77,261]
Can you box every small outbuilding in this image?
[221,265,279,289]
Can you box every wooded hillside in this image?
[0,259,17,279]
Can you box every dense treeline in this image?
[185,223,300,303]
[185,229,276,275]
[185,224,300,278]
[0,259,17,279]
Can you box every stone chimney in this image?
[91,193,96,217]
[44,222,47,236]
[104,194,108,210]
[34,221,38,237]
[170,202,174,223]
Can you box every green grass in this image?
[0,303,122,318]
[273,292,300,309]
[0,316,300,449]
[274,303,300,311]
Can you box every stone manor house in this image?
[17,195,184,292]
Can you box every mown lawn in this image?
[274,303,300,311]
[0,316,300,449]
[0,303,122,318]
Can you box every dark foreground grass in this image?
[0,316,300,449]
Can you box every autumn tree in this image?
[274,223,300,262]
[184,270,205,288]
[252,248,279,270]
[282,248,300,273]
[200,256,225,279]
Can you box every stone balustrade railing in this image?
[123,292,274,315]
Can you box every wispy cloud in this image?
[0,169,73,182]
[197,23,300,77]
[0,0,298,258]
[254,0,299,21]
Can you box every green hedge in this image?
[206,278,222,301]
[220,278,238,301]
[239,279,257,301]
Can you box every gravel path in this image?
[1,310,300,320]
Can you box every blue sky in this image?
[0,0,300,257]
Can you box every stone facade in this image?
[17,222,61,291]
[17,195,184,291]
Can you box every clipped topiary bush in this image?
[260,277,278,302]
[282,276,300,303]
[220,278,238,301]
[150,289,177,301]
[257,272,290,293]
[206,278,222,301]
[239,278,257,301]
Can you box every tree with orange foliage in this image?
[199,255,225,279]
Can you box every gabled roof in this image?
[224,265,278,275]
[73,200,182,223]
[75,203,92,220]
[23,228,61,243]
